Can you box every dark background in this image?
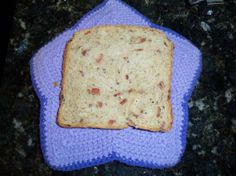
[0,0,236,175]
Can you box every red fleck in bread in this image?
[57,25,174,132]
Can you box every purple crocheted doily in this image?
[30,0,201,171]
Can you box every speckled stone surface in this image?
[1,0,236,175]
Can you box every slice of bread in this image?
[57,25,173,132]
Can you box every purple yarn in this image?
[29,0,202,171]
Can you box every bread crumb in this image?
[53,82,58,87]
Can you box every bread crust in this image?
[164,40,174,132]
[56,37,73,127]
[57,25,174,132]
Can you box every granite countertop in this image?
[1,0,236,175]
